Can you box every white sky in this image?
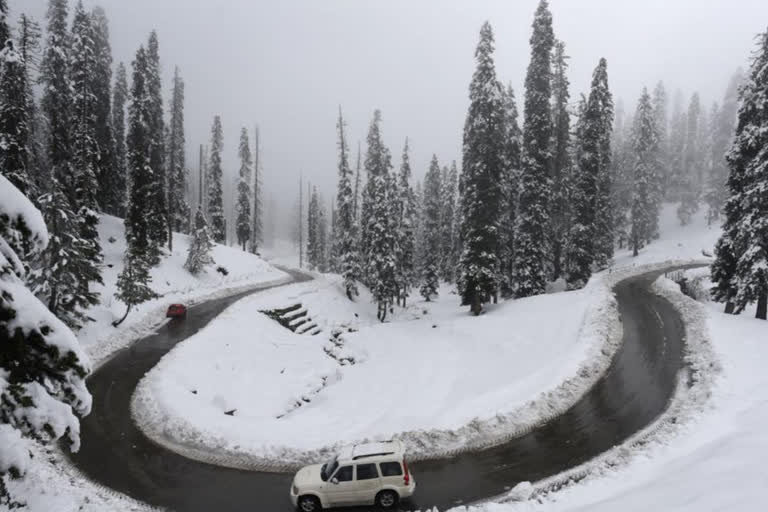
[11,0,768,231]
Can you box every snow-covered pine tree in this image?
[15,14,45,197]
[609,99,631,249]
[513,2,554,298]
[677,93,702,225]
[353,142,362,223]
[113,251,156,326]
[123,46,154,276]
[439,160,459,284]
[0,175,91,506]
[0,0,8,48]
[249,125,263,253]
[235,127,252,251]
[167,67,189,243]
[437,164,451,282]
[652,82,670,202]
[668,90,687,201]
[549,40,572,281]
[207,115,226,243]
[0,39,32,197]
[90,6,117,215]
[40,0,72,188]
[317,199,329,272]
[395,138,417,304]
[715,31,768,320]
[332,108,360,299]
[629,88,660,256]
[307,186,320,269]
[69,0,103,302]
[498,85,522,296]
[421,155,442,301]
[565,58,614,288]
[185,208,215,275]
[111,62,128,216]
[146,31,167,253]
[457,21,505,313]
[706,69,742,225]
[361,110,398,321]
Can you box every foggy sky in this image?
[11,0,768,237]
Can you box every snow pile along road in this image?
[446,268,768,512]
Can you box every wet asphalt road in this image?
[68,267,692,511]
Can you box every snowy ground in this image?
[5,214,287,512]
[132,272,612,468]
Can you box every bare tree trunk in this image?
[113,303,133,327]
[757,293,767,320]
[724,301,735,314]
[470,294,482,316]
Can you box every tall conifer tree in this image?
[513,2,555,298]
[236,127,252,251]
[167,67,189,241]
[457,22,505,313]
[146,31,167,250]
[111,62,128,216]
[421,155,442,301]
[629,88,660,256]
[333,108,360,299]
[207,115,226,243]
[678,93,702,225]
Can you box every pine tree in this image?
[69,0,103,302]
[307,186,320,269]
[332,108,360,299]
[361,110,398,321]
[0,0,8,48]
[677,93,702,225]
[207,115,226,243]
[167,67,189,241]
[629,88,660,256]
[439,159,459,284]
[15,14,45,197]
[609,99,631,249]
[549,40,572,281]
[457,22,505,313]
[249,125,263,253]
[353,142,362,223]
[90,6,116,214]
[706,69,742,225]
[185,208,215,275]
[420,155,442,301]
[712,31,768,319]
[113,252,156,326]
[234,127,252,251]
[498,85,522,296]
[111,62,128,216]
[40,0,72,189]
[652,82,670,201]
[123,46,154,277]
[146,31,167,251]
[668,90,687,201]
[0,40,32,197]
[565,58,614,288]
[395,138,417,303]
[513,2,555,298]
[0,175,91,507]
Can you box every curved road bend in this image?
[69,266,694,511]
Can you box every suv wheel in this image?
[376,490,399,509]
[297,495,321,512]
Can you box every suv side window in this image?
[379,461,403,477]
[356,463,378,480]
[334,465,353,482]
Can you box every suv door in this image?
[325,465,357,506]
[353,463,381,504]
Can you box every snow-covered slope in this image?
[78,214,289,364]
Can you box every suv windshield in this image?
[320,457,338,482]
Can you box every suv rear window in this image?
[356,463,378,480]
[379,461,403,477]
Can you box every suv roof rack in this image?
[352,452,394,460]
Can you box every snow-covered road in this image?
[66,265,696,512]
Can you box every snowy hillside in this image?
[78,214,289,362]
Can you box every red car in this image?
[166,304,188,318]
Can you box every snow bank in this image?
[80,215,289,367]
[132,256,642,471]
[449,270,750,512]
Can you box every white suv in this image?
[290,440,416,510]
